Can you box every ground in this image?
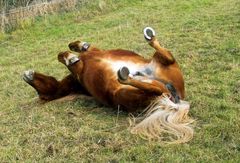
[0,0,239,162]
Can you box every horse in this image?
[23,27,194,144]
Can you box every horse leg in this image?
[117,67,170,95]
[68,40,100,53]
[113,87,157,112]
[118,67,171,105]
[57,51,84,76]
[23,71,87,101]
[144,27,175,65]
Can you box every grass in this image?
[0,0,240,162]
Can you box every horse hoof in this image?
[69,56,80,65]
[23,70,34,83]
[81,42,90,51]
[69,41,80,52]
[118,66,130,81]
[69,41,90,52]
[143,27,156,41]
[58,51,79,66]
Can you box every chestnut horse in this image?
[23,27,193,143]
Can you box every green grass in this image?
[0,0,240,162]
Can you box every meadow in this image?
[0,0,239,162]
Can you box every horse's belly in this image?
[105,59,147,77]
[82,59,147,106]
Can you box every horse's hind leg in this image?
[113,87,156,112]
[118,67,170,95]
[23,71,87,101]
[144,27,175,65]
[114,68,173,111]
[117,67,182,103]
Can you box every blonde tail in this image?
[130,94,194,144]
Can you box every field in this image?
[0,0,240,162]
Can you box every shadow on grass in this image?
[19,94,130,118]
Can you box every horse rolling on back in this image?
[23,27,194,144]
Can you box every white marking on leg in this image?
[64,53,77,66]
[80,42,87,47]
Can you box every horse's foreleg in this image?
[144,27,175,65]
[68,41,100,53]
[23,71,86,101]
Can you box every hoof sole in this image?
[23,70,34,83]
[143,27,156,41]
[118,66,130,81]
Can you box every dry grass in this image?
[0,0,77,32]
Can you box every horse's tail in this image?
[130,94,194,144]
